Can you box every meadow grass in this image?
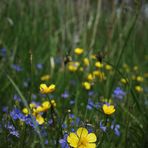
[0,0,148,148]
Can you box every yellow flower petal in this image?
[77,127,88,138]
[86,143,96,148]
[67,133,79,147]
[86,133,97,143]
[36,114,44,125]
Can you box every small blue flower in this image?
[10,130,19,137]
[61,91,69,99]
[111,123,120,136]
[0,48,7,57]
[100,121,107,132]
[69,100,75,105]
[45,139,48,145]
[87,99,94,110]
[36,63,43,70]
[113,87,126,100]
[59,133,69,148]
[62,123,67,129]
[48,119,53,125]
[13,94,21,102]
[31,94,37,100]
[88,91,94,96]
[10,108,25,121]
[5,122,19,138]
[2,106,8,113]
[11,64,23,72]
[24,115,36,127]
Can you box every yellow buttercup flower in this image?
[29,103,36,109]
[133,65,138,71]
[68,61,80,72]
[90,54,97,60]
[93,70,105,80]
[42,101,51,111]
[74,48,84,55]
[67,127,97,148]
[136,76,144,82]
[51,99,56,107]
[22,108,29,115]
[120,78,128,84]
[41,74,50,81]
[40,84,55,94]
[82,81,91,90]
[83,58,89,66]
[95,61,103,68]
[135,85,143,93]
[35,106,44,113]
[36,114,45,125]
[102,104,115,115]
[105,64,112,71]
[87,73,95,81]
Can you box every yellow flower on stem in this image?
[36,114,45,125]
[135,85,143,93]
[82,81,91,90]
[95,61,103,68]
[120,78,128,84]
[74,48,84,55]
[42,101,51,111]
[67,127,97,148]
[40,84,55,94]
[87,73,95,81]
[41,74,50,81]
[22,108,29,115]
[105,64,112,71]
[83,58,89,66]
[50,99,56,107]
[136,76,144,82]
[102,104,115,115]
[68,61,80,72]
[93,70,105,80]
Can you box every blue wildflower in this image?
[31,94,37,100]
[111,124,120,136]
[0,48,6,57]
[69,100,75,105]
[5,122,19,138]
[87,99,94,110]
[113,87,126,100]
[36,63,43,70]
[100,121,107,132]
[62,123,67,129]
[61,91,69,99]
[24,115,37,128]
[2,106,8,113]
[13,94,21,102]
[45,139,48,145]
[10,108,25,121]
[88,91,94,96]
[59,133,69,148]
[11,64,23,72]
[48,119,53,125]
[69,114,75,119]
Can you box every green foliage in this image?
[0,0,147,148]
